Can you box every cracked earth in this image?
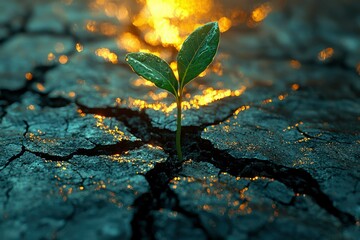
[1,0,360,239]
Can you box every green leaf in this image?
[177,22,220,89]
[125,52,178,96]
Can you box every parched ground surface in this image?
[0,0,359,239]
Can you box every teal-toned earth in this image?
[0,0,359,239]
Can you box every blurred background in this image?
[2,0,359,130]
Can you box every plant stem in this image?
[176,94,183,162]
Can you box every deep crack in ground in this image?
[28,140,144,162]
[0,1,360,239]
[1,71,357,238]
[77,102,357,239]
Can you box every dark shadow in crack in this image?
[77,102,357,240]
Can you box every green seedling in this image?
[125,22,220,162]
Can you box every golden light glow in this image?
[132,0,213,49]
[126,86,246,114]
[86,13,120,35]
[234,105,250,115]
[289,60,301,69]
[283,121,303,132]
[356,63,360,75]
[108,144,166,174]
[59,55,68,64]
[48,52,55,61]
[25,72,33,81]
[95,48,118,63]
[97,0,261,53]
[36,83,45,92]
[86,20,97,32]
[76,43,83,52]
[218,17,232,32]
[318,47,334,61]
[88,0,274,84]
[100,22,118,36]
[68,91,76,98]
[90,0,130,21]
[293,154,315,167]
[94,180,107,190]
[27,105,35,111]
[148,91,169,101]
[86,1,275,115]
[262,98,272,104]
[183,86,246,110]
[291,84,300,91]
[278,94,288,101]
[77,109,86,117]
[117,5,129,20]
[127,98,177,113]
[27,132,57,144]
[251,3,272,22]
[198,70,208,78]
[132,78,155,87]
[211,61,223,76]
[93,114,127,141]
[170,61,178,79]
[118,32,141,52]
[171,172,256,216]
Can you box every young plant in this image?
[125,22,220,162]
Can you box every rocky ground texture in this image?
[0,0,359,239]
